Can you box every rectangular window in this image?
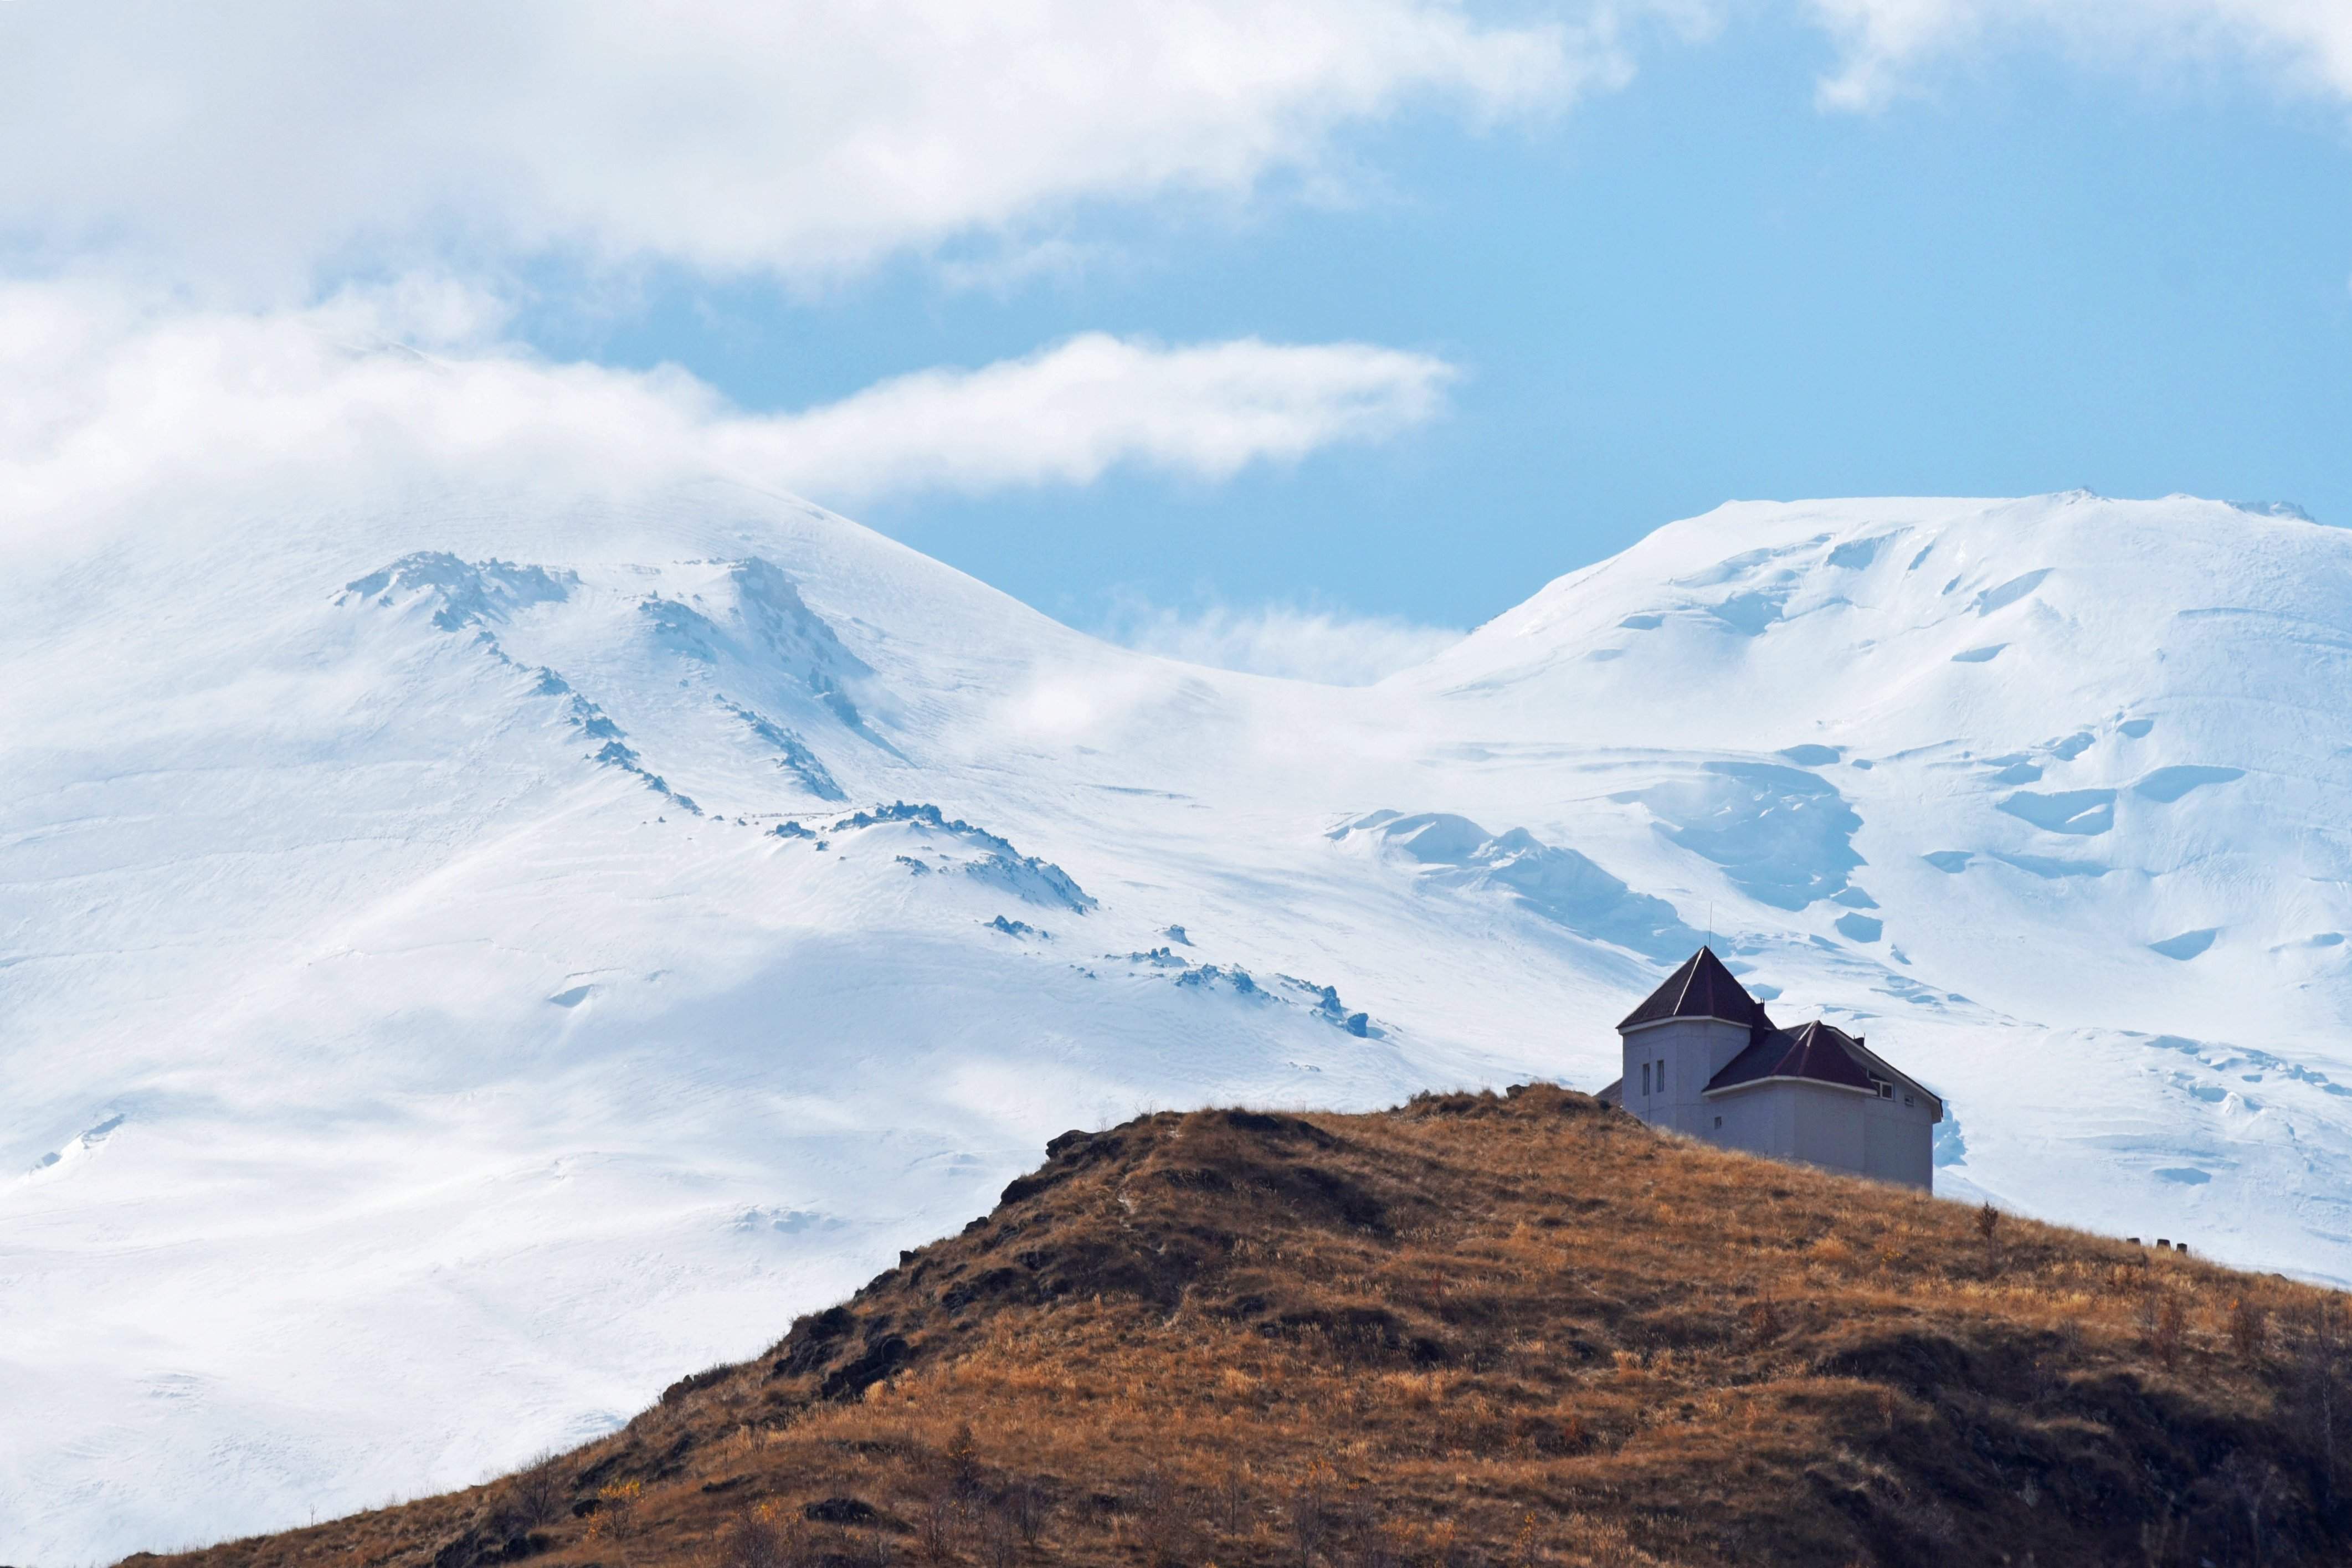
[1713,1115,1723,1129]
[1641,1062,1650,1096]
[1877,1081,1893,1099]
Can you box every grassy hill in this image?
[128,1086,2350,1567]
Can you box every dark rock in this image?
[805,1495,879,1524]
[820,1334,911,1400]
[658,1365,729,1406]
[771,1305,857,1379]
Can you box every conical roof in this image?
[1616,947,1774,1033]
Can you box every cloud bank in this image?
[3,2,2341,291]
[0,0,1602,290]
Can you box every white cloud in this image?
[2,1,2337,294]
[0,1,1613,291]
[0,284,1456,542]
[1099,597,1464,685]
[1804,0,2352,109]
[757,335,1456,501]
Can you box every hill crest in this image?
[138,1086,2352,1568]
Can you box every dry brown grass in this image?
[128,1086,2351,1568]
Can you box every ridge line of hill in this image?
[131,1085,2352,1568]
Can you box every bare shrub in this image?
[2219,1453,2286,1568]
[1290,1460,1336,1567]
[2227,1296,2269,1363]
[1000,1478,1047,1548]
[979,1503,1020,1568]
[1132,1464,1190,1568]
[917,1486,965,1565]
[1215,1448,1251,1536]
[485,1450,564,1533]
[2289,1299,2348,1503]
[718,1505,812,1568]
[2139,1289,2186,1371]
[946,1420,982,1496]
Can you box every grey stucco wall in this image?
[1789,1081,1870,1174]
[1697,1079,1935,1191]
[1621,1017,1752,1138]
[1860,1088,1937,1188]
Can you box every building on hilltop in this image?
[1596,947,1943,1190]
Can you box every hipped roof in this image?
[1707,1020,1876,1094]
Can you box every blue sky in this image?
[539,13,2352,639]
[6,1,2350,676]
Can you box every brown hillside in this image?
[131,1086,2350,1568]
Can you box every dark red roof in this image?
[1706,1020,1876,1094]
[1616,947,1775,1033]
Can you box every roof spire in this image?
[1616,947,1773,1034]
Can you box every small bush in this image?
[2229,1297,2271,1362]
[1290,1459,1337,1567]
[2144,1292,2187,1371]
[916,1487,964,1565]
[1131,1464,1189,1568]
[1215,1448,1251,1536]
[485,1451,564,1532]
[718,1506,812,1568]
[946,1420,982,1495]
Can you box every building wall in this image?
[1860,1089,1937,1189]
[1696,1079,1937,1191]
[1620,1020,1940,1192]
[1702,1079,1784,1159]
[1621,1018,1753,1139]
[1788,1082,1868,1174]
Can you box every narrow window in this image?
[1713,1115,1723,1129]
[1641,1062,1651,1096]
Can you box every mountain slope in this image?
[8,484,2352,1557]
[137,1088,2352,1568]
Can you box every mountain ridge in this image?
[8,485,2352,1556]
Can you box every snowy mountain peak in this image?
[9,487,2352,1559]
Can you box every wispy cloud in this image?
[756,335,1456,503]
[1098,595,1463,685]
[0,284,1456,538]
[1805,0,2352,110]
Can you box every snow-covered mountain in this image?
[8,484,2351,1560]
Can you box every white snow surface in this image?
[7,483,2352,1559]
